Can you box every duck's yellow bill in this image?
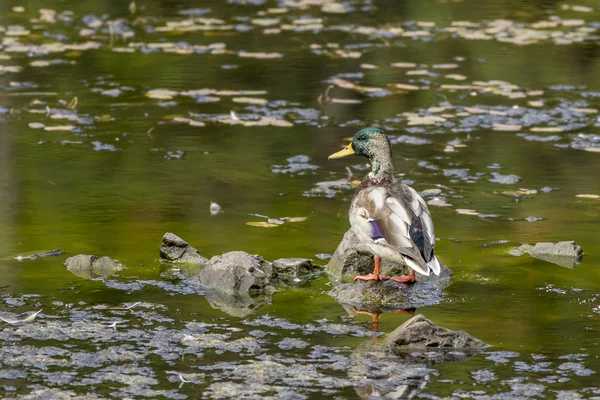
[328,143,355,159]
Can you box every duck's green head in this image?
[328,127,390,160]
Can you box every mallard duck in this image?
[329,127,441,283]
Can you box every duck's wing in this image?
[354,185,440,276]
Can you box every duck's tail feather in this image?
[427,256,441,276]
[405,257,429,276]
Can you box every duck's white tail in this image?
[405,257,429,276]
[427,256,441,276]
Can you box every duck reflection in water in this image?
[353,306,416,333]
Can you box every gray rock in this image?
[199,251,275,294]
[386,314,487,351]
[529,241,583,268]
[273,258,321,286]
[65,255,124,279]
[349,315,485,399]
[509,244,534,257]
[329,267,452,311]
[159,232,208,266]
[327,229,410,278]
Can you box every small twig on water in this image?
[67,96,78,110]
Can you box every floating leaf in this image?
[287,217,307,222]
[407,115,446,126]
[391,62,417,68]
[146,89,179,100]
[394,83,420,91]
[238,51,283,59]
[530,127,563,133]
[456,209,480,216]
[44,125,75,131]
[584,148,600,153]
[576,194,599,199]
[28,122,45,129]
[232,97,268,105]
[492,124,522,132]
[246,221,280,228]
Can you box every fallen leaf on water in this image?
[394,83,421,91]
[456,209,480,216]
[146,89,179,100]
[576,194,599,199]
[329,98,362,104]
[445,74,467,81]
[246,221,280,228]
[570,108,598,114]
[238,51,283,59]
[406,69,429,76]
[232,97,268,105]
[28,122,45,129]
[0,309,42,325]
[584,148,600,153]
[391,62,417,68]
[407,115,446,126]
[432,63,459,69]
[492,124,522,132]
[530,127,563,133]
[287,217,307,222]
[44,125,75,131]
[360,63,379,69]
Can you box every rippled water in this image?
[1,0,600,398]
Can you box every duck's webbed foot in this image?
[353,273,391,282]
[389,269,418,284]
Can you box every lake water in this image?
[1,0,600,398]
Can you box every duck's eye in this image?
[359,135,366,141]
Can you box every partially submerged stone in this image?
[199,251,275,294]
[349,314,486,398]
[272,258,322,286]
[529,241,583,268]
[160,232,208,266]
[273,258,320,277]
[511,241,583,268]
[65,254,124,279]
[329,267,451,311]
[386,314,487,351]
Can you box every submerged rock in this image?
[529,241,583,268]
[160,232,208,266]
[65,254,125,279]
[199,251,275,294]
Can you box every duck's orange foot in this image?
[389,270,418,284]
[353,274,391,282]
